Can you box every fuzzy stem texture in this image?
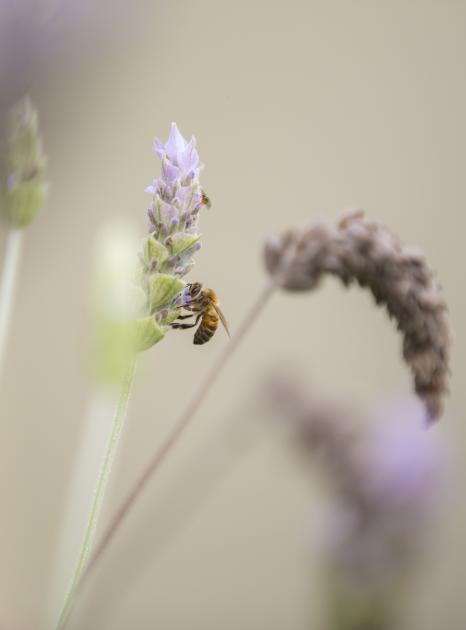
[61,280,276,627]
[56,358,137,630]
[0,227,22,382]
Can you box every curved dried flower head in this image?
[264,211,451,422]
[135,123,209,351]
[0,96,47,227]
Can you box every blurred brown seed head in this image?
[264,211,451,422]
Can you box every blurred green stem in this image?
[62,279,277,628]
[56,358,137,630]
[57,279,277,630]
[0,227,23,382]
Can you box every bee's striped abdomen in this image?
[193,308,218,345]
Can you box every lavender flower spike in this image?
[135,123,209,351]
[144,122,205,267]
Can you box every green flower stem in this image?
[48,389,119,625]
[56,358,137,630]
[0,227,23,382]
[62,279,277,628]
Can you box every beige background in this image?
[1,1,465,629]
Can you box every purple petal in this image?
[161,157,180,183]
[189,189,202,210]
[178,137,199,172]
[173,185,192,208]
[159,200,178,223]
[164,122,188,164]
[153,137,165,158]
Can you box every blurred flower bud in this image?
[322,400,443,630]
[1,96,47,227]
[90,223,161,385]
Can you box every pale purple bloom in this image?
[153,124,201,175]
[364,400,439,509]
[265,377,445,627]
[323,399,442,588]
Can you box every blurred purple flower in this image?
[365,401,439,510]
[265,376,445,628]
[323,399,442,589]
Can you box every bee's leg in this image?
[175,313,196,320]
[171,313,202,330]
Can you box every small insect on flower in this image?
[200,191,211,209]
[172,282,230,345]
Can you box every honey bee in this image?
[171,282,230,345]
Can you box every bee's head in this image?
[187,282,203,300]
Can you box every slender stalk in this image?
[48,389,119,625]
[56,359,137,630]
[63,279,277,627]
[0,227,23,381]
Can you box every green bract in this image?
[133,316,165,352]
[142,235,169,267]
[148,273,185,312]
[167,233,200,256]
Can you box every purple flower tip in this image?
[152,123,200,178]
[143,123,205,279]
[165,123,187,161]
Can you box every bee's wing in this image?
[213,304,230,337]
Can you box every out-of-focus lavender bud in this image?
[91,221,175,373]
[1,96,47,227]
[325,400,441,583]
[90,223,152,384]
[1,97,47,225]
[322,400,442,630]
[136,123,208,350]
[265,376,444,630]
